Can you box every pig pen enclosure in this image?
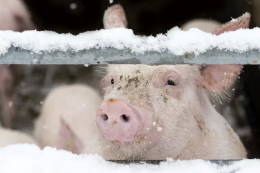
[0,0,260,172]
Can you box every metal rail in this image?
[109,160,239,165]
[1,47,260,65]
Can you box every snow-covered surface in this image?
[0,144,259,173]
[0,27,260,56]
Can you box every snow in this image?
[0,144,259,173]
[230,18,238,22]
[157,127,163,132]
[70,3,77,10]
[0,27,259,57]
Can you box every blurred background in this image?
[0,0,260,159]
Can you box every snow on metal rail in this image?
[1,47,260,64]
[0,28,260,65]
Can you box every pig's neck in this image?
[176,92,246,159]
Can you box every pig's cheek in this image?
[153,79,164,88]
[164,87,181,100]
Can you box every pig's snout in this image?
[96,99,141,142]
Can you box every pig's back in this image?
[0,127,39,148]
[181,19,221,33]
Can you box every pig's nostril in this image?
[121,114,129,122]
[101,114,108,121]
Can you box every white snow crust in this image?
[0,144,259,173]
[0,27,259,56]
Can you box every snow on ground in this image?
[0,27,259,56]
[0,144,259,173]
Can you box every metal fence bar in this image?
[1,47,260,65]
[109,160,240,165]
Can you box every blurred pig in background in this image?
[0,0,35,128]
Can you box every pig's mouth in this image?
[96,98,153,144]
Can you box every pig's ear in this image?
[200,65,242,92]
[212,12,250,35]
[58,118,84,154]
[103,4,128,29]
[200,13,250,92]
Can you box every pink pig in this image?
[0,0,35,128]
[34,5,249,160]
[0,124,40,148]
[96,5,249,160]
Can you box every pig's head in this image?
[97,64,243,159]
[95,5,250,159]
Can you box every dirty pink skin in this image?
[0,0,35,128]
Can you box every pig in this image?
[0,124,40,148]
[94,6,249,160]
[0,0,36,128]
[181,18,221,33]
[33,84,103,155]
[0,0,35,31]
[34,4,249,160]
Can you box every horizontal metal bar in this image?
[1,47,260,65]
[109,160,240,165]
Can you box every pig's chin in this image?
[102,127,161,159]
[105,136,155,159]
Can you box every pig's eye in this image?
[111,79,114,84]
[167,80,175,86]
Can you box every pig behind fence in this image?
[0,0,42,147]
[0,0,35,128]
[34,4,250,160]
[180,16,253,156]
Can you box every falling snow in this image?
[157,127,163,132]
[70,3,77,10]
